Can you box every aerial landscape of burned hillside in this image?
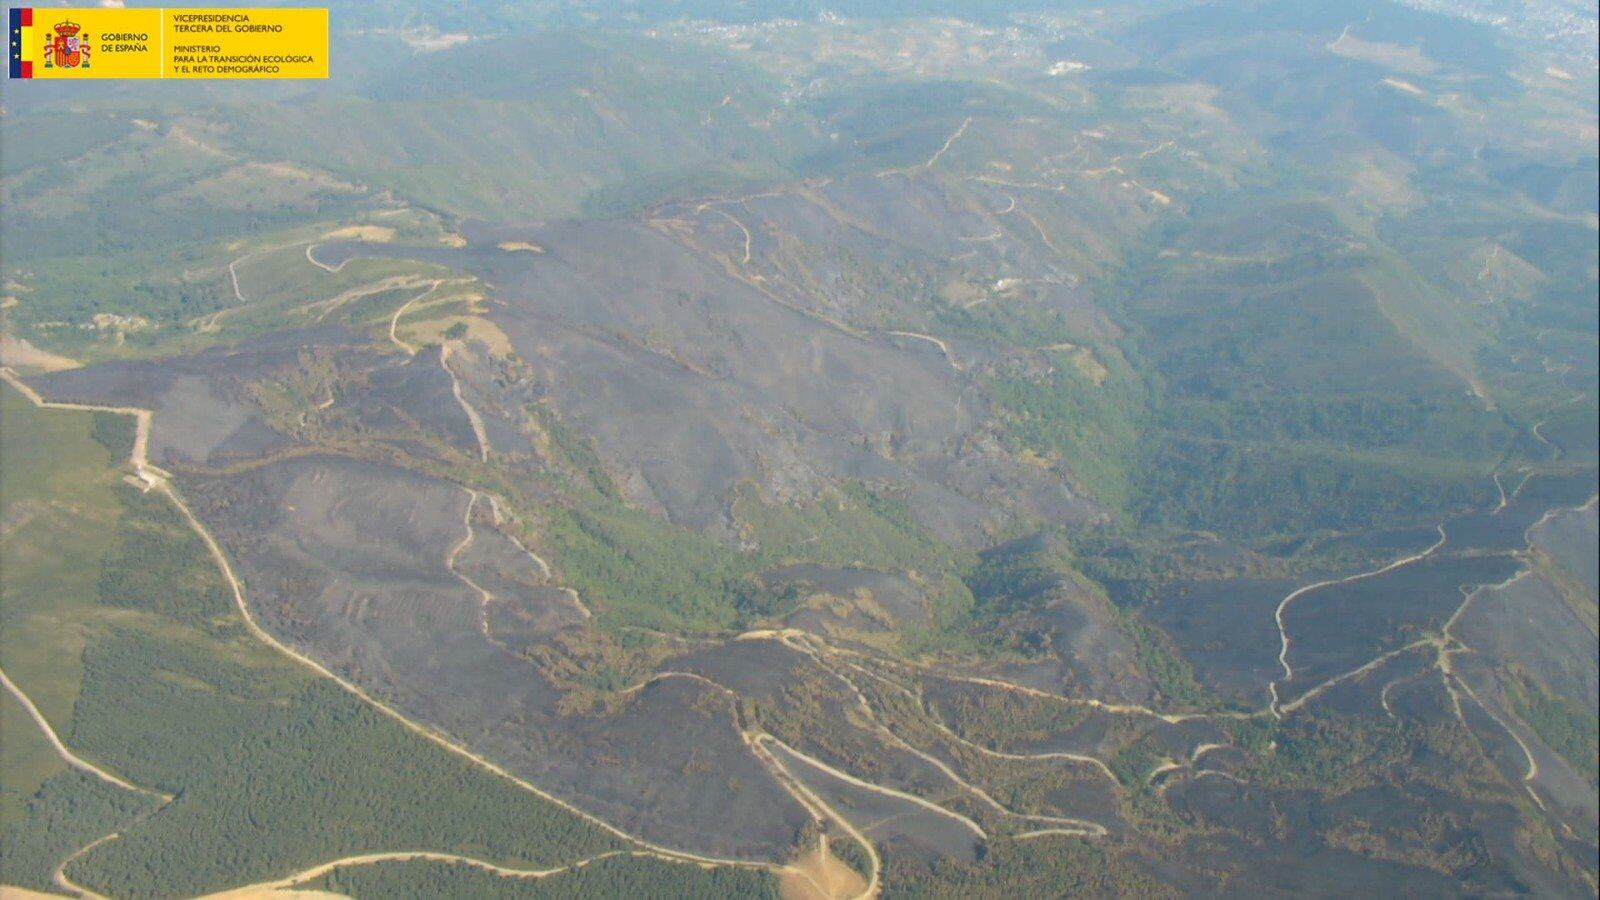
[2,1,1596,897]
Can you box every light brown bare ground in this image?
[496,241,544,253]
[322,225,395,242]
[0,335,79,372]
[2,885,74,899]
[780,838,868,900]
[195,883,348,890]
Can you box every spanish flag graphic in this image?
[9,7,34,79]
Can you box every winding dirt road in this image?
[3,368,855,897]
[0,667,157,798]
[7,358,1589,898]
[1270,525,1447,713]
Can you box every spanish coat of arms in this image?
[43,20,89,69]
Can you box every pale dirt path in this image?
[778,634,1109,834]
[800,616,1536,810]
[376,280,495,463]
[1523,381,1591,462]
[1,368,164,490]
[754,740,882,900]
[307,276,435,325]
[919,668,1242,725]
[603,668,880,900]
[781,576,1574,820]
[883,331,964,373]
[765,486,1592,834]
[771,623,1261,732]
[886,676,1121,784]
[1,885,75,899]
[1426,496,1597,814]
[1276,489,1597,816]
[8,366,899,899]
[477,493,592,620]
[1018,208,1068,258]
[30,351,1569,892]
[385,281,445,355]
[228,254,252,304]
[446,492,507,650]
[386,296,422,354]
[3,373,180,900]
[198,883,342,890]
[759,735,986,840]
[445,490,590,644]
[1275,639,1437,716]
[821,646,1124,783]
[1531,420,1553,453]
[439,344,490,462]
[703,206,753,266]
[1508,468,1536,501]
[924,117,973,169]
[54,831,123,899]
[1270,525,1448,713]
[230,239,331,305]
[209,847,844,900]
[1337,486,1600,816]
[154,471,796,871]
[0,666,159,798]
[1378,671,1426,718]
[303,244,350,275]
[202,849,648,895]
[650,214,869,342]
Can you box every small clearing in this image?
[0,335,79,372]
[497,241,545,253]
[323,225,395,242]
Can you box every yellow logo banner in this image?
[10,7,328,79]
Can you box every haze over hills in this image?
[0,1,1595,897]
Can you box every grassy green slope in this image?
[0,690,67,829]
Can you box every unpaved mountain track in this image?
[924,117,973,169]
[304,243,350,274]
[0,667,155,797]
[883,331,964,373]
[4,671,175,899]
[779,634,1109,832]
[2,371,837,896]
[228,254,252,304]
[439,344,490,461]
[1270,525,1448,713]
[761,735,987,840]
[386,285,434,355]
[211,849,676,895]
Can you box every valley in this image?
[1,1,1595,896]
